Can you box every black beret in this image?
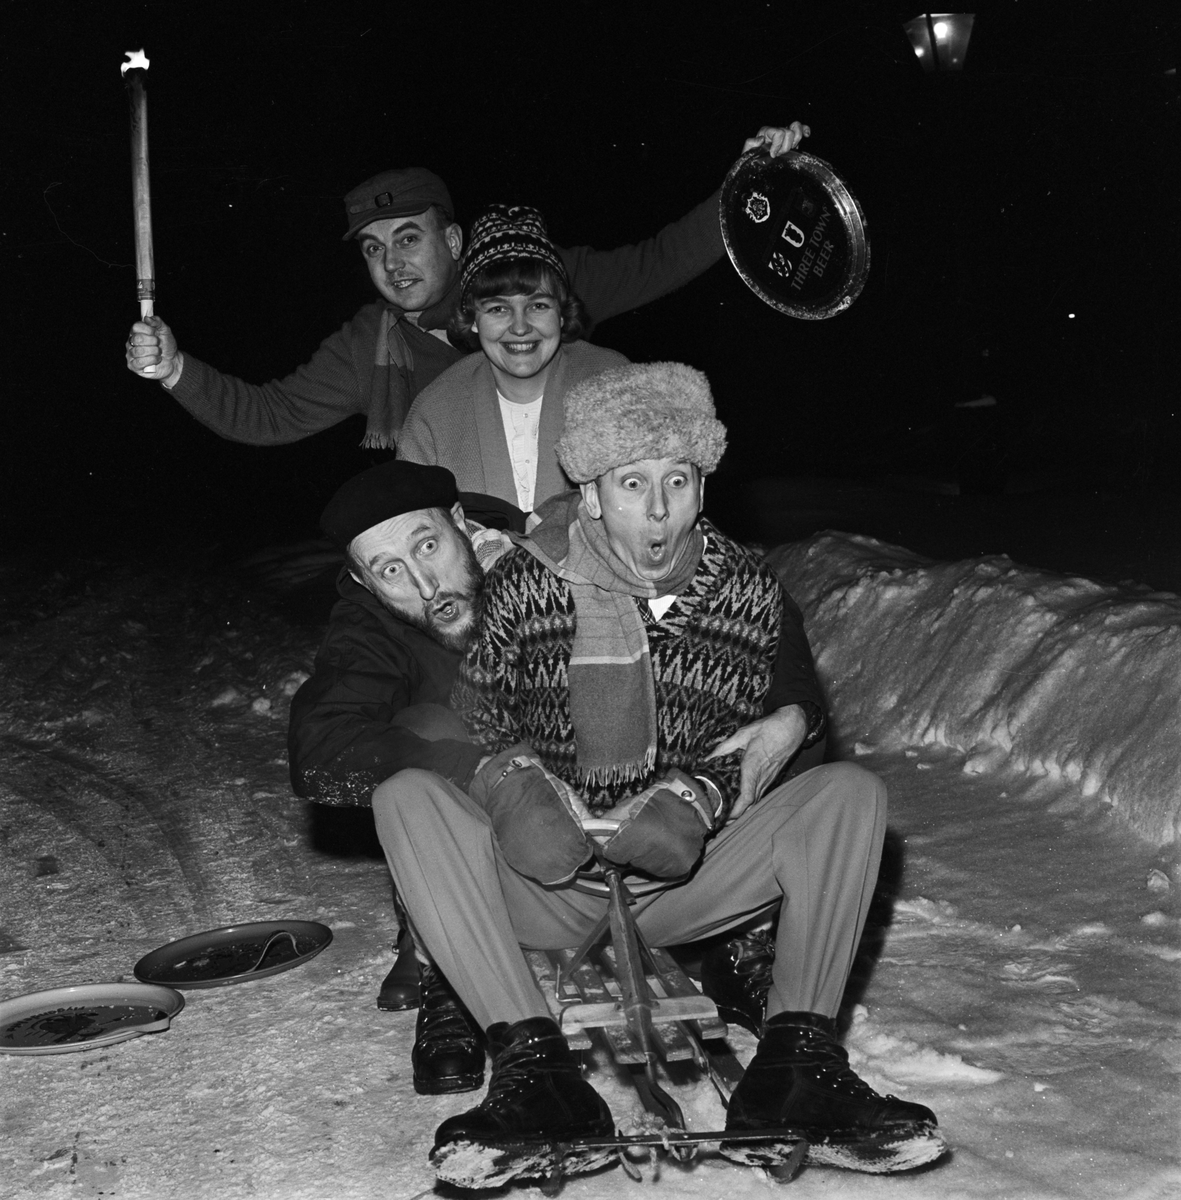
[320,462,459,551]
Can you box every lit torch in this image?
[121,50,155,325]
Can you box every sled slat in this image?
[526,950,591,1051]
[599,946,702,1060]
[646,946,729,1041]
[651,1020,695,1060]
[549,948,648,1062]
[527,941,731,1066]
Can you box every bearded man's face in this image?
[348,505,484,651]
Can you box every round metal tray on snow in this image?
[0,981,185,1055]
[133,920,332,989]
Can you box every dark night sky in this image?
[3,2,1178,550]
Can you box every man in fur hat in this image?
[373,363,946,1187]
[288,456,811,1098]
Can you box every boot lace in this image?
[735,931,775,992]
[419,968,481,1051]
[790,1024,888,1101]
[484,1035,573,1108]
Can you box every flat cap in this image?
[320,462,458,550]
[341,168,453,240]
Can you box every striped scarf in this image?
[517,491,702,788]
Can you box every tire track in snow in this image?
[0,732,218,935]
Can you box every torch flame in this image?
[121,49,150,76]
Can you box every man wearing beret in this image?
[123,124,808,450]
[374,364,946,1187]
[287,461,503,1081]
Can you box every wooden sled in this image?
[497,821,943,1192]
[522,820,803,1188]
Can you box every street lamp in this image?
[903,13,976,72]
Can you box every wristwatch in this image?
[692,771,730,828]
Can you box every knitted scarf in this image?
[518,491,703,787]
[364,308,465,449]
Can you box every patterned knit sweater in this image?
[453,522,797,812]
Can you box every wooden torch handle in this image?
[126,70,155,320]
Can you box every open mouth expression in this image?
[584,460,705,584]
[350,509,484,651]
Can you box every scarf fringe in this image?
[575,746,657,791]
[360,430,396,450]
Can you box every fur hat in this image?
[555,362,727,484]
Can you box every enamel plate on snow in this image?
[720,149,870,319]
[0,981,185,1055]
[133,920,333,989]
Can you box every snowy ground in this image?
[1,509,1179,1200]
[769,532,1181,846]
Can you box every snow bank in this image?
[769,532,1181,846]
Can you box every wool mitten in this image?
[470,745,591,884]
[601,770,724,879]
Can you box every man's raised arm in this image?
[126,310,377,445]
[558,122,810,327]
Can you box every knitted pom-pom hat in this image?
[556,362,727,484]
[460,204,568,296]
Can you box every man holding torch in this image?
[123,124,809,450]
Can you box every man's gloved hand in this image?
[469,745,591,885]
[601,770,725,880]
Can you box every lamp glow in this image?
[903,14,976,73]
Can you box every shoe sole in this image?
[431,1136,616,1189]
[413,1071,485,1096]
[721,1123,948,1175]
[375,992,420,1011]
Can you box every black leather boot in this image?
[700,930,775,1036]
[412,962,485,1095]
[723,1012,947,1174]
[430,1017,615,1189]
[377,925,421,1011]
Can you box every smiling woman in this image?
[397,205,629,519]
[470,288,564,398]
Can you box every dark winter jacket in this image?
[169,192,726,450]
[287,571,485,807]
